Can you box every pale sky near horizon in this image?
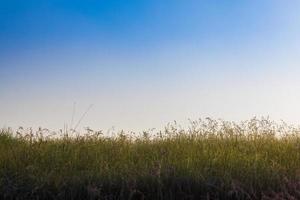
[1,1,300,131]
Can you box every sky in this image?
[1,0,300,132]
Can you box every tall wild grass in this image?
[1,117,300,199]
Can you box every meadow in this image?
[1,118,300,200]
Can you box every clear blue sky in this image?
[1,1,300,131]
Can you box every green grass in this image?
[1,118,300,199]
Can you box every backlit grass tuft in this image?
[1,118,300,199]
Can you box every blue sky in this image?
[1,1,300,131]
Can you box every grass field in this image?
[1,118,300,200]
